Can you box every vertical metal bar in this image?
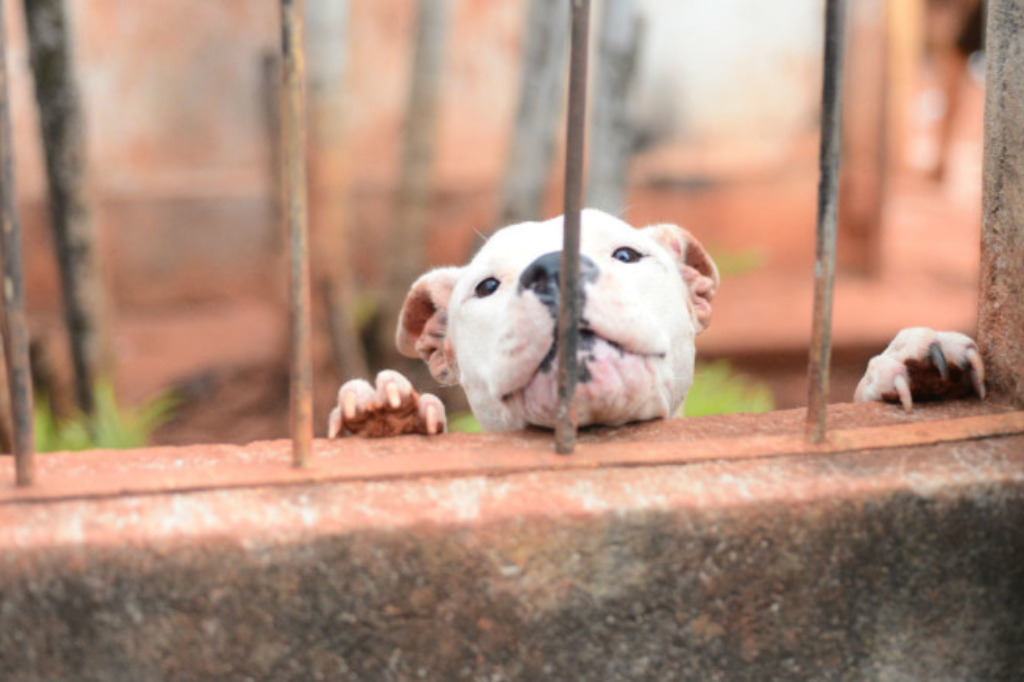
[555,0,591,455]
[280,0,313,467]
[0,0,36,485]
[806,0,848,443]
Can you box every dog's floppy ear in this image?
[643,223,720,333]
[396,267,461,385]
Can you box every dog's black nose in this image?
[518,251,598,312]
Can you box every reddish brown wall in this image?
[5,1,831,312]
[5,1,523,309]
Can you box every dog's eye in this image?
[474,277,500,298]
[612,247,644,263]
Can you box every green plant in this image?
[447,410,482,434]
[709,247,765,279]
[683,360,774,417]
[34,382,178,453]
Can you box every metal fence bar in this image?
[806,0,848,443]
[0,1,36,486]
[555,0,591,455]
[280,0,313,468]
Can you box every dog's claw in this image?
[343,391,358,420]
[385,382,402,409]
[418,394,447,436]
[855,328,986,411]
[928,342,949,381]
[330,371,446,437]
[425,404,439,435]
[327,407,342,439]
[894,373,913,412]
[966,347,986,399]
[376,370,414,410]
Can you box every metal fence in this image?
[0,0,1007,486]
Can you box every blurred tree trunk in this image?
[261,50,283,248]
[837,0,887,276]
[497,0,570,230]
[377,0,451,368]
[0,335,11,453]
[23,0,109,414]
[587,0,642,216]
[0,11,14,451]
[304,0,369,380]
[0,4,33,468]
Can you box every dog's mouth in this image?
[501,329,620,399]
[499,329,668,427]
[539,328,626,379]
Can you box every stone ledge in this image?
[2,400,1021,504]
[2,402,1024,680]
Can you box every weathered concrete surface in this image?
[981,0,1024,405]
[2,403,1024,680]
[4,401,1021,504]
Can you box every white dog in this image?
[328,210,985,437]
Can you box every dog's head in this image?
[396,210,719,430]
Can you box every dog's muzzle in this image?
[495,250,676,428]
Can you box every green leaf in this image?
[447,411,483,433]
[709,248,765,279]
[34,381,178,453]
[684,360,774,417]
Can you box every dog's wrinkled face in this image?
[396,210,718,431]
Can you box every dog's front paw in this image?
[854,327,985,411]
[327,370,446,438]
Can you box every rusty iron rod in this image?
[280,0,313,468]
[0,1,36,485]
[806,0,848,443]
[555,0,591,455]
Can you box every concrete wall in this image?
[2,403,1023,680]
[5,1,525,199]
[634,0,823,154]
